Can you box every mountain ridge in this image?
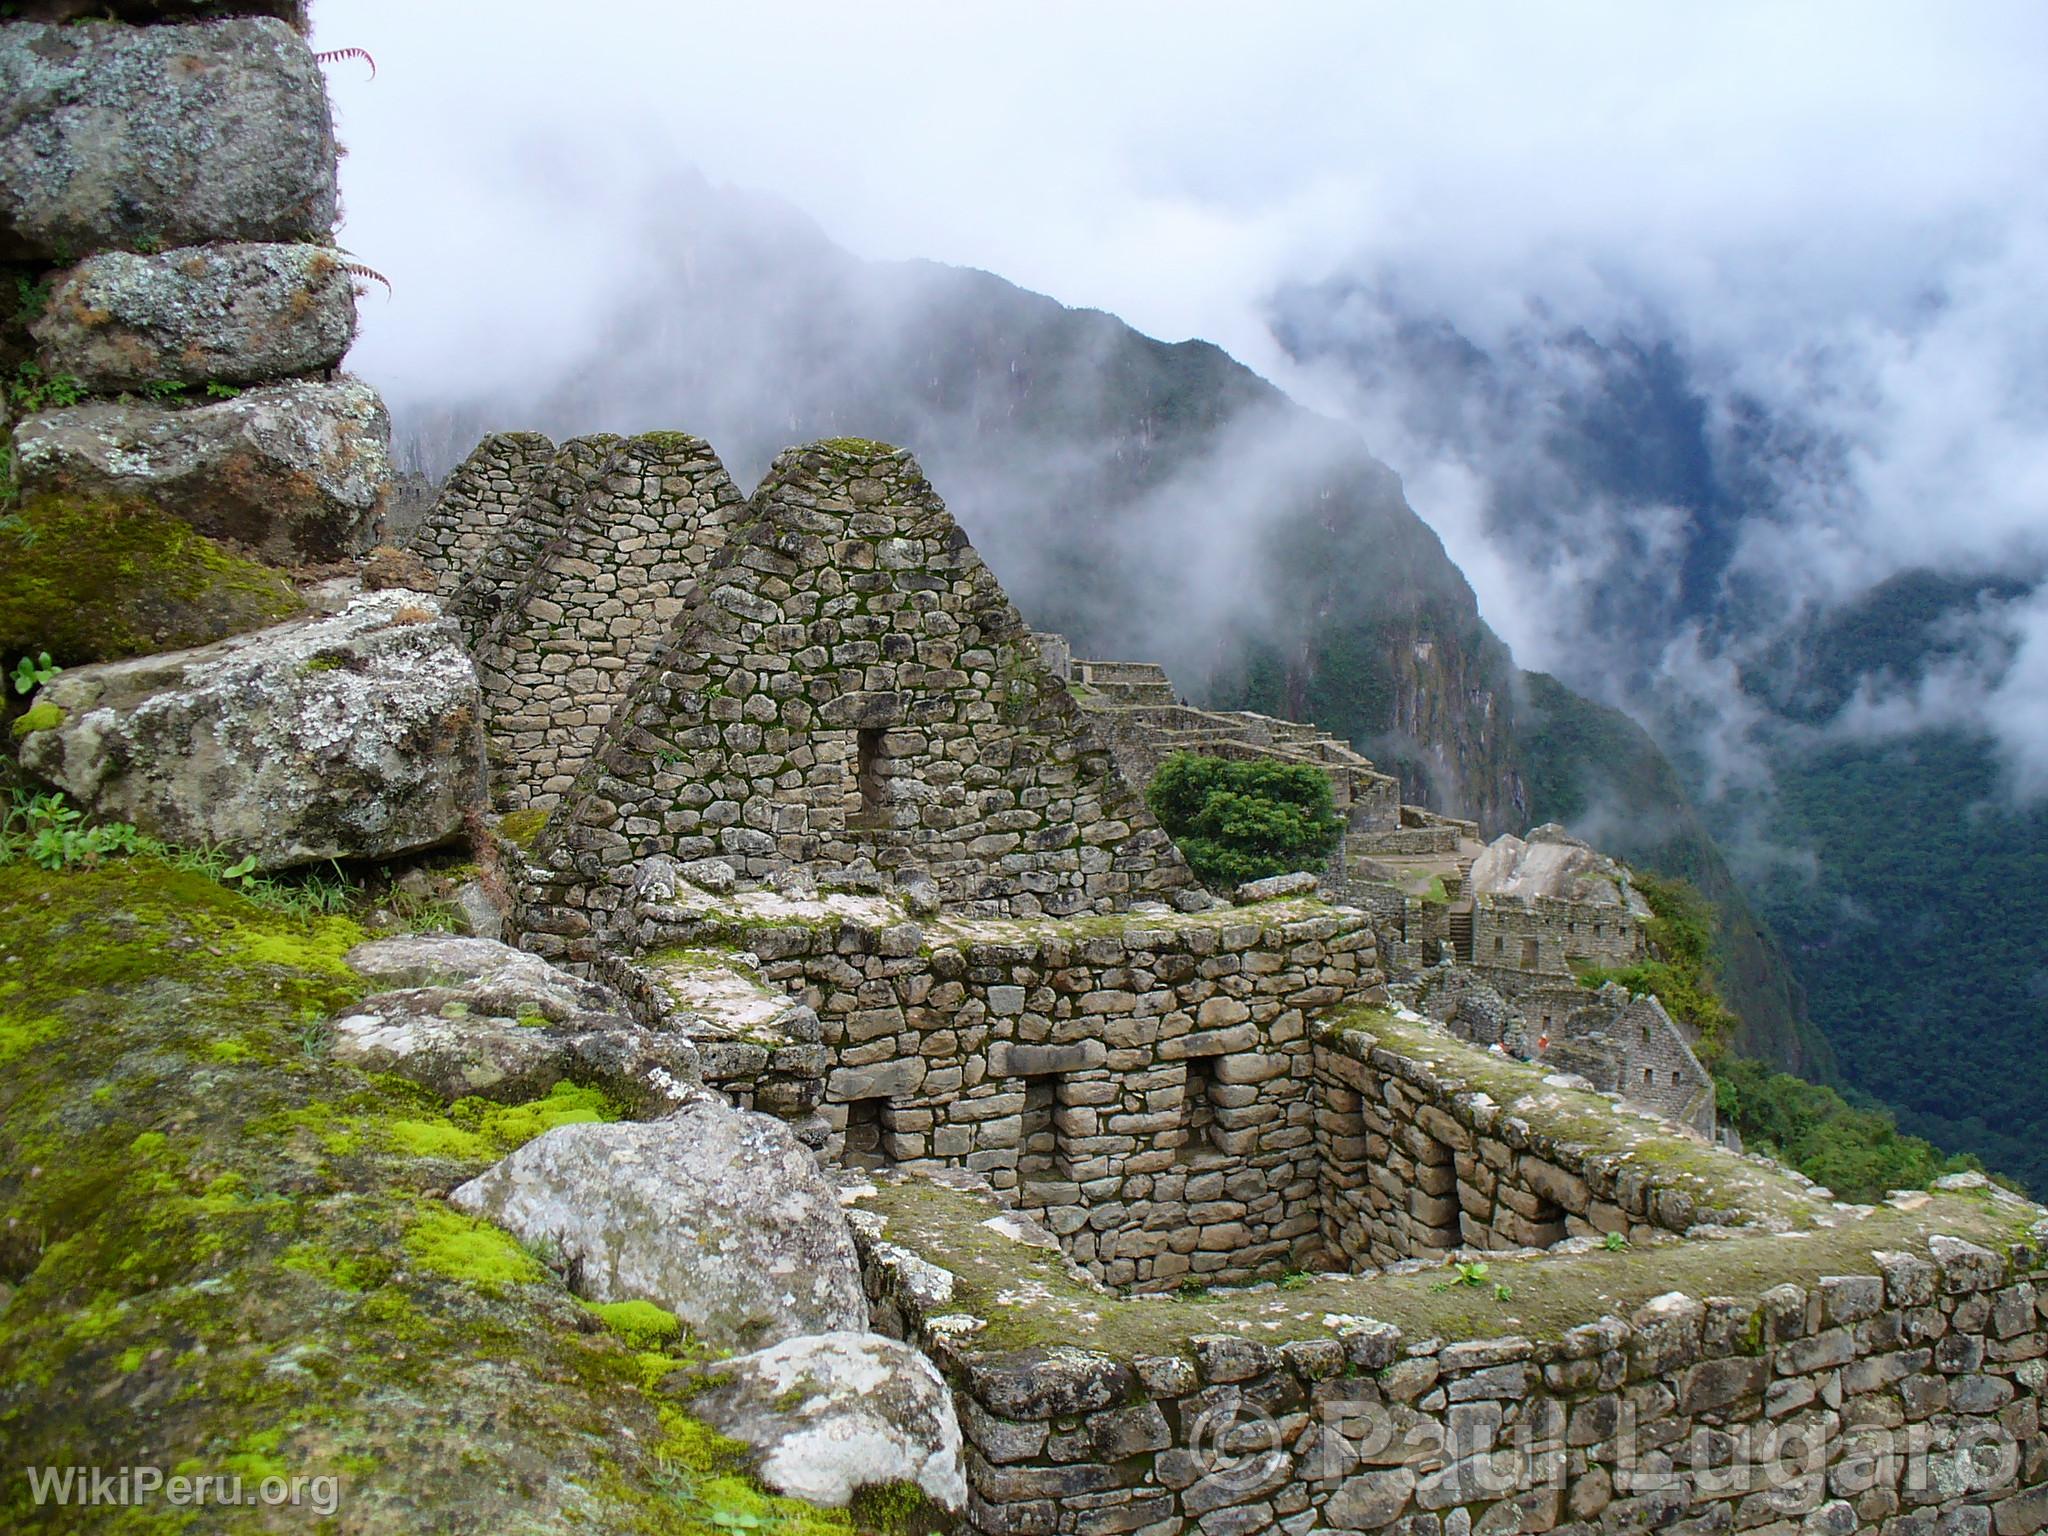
[380,174,1822,1070]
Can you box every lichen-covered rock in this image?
[672,1331,966,1509]
[332,934,703,1115]
[0,19,336,260]
[18,590,484,871]
[33,243,355,389]
[449,1098,868,1349]
[13,378,392,563]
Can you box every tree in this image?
[1145,753,1343,888]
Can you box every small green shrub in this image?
[10,650,58,695]
[1145,752,1343,887]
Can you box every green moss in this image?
[648,1409,855,1536]
[497,807,549,849]
[585,1298,685,1349]
[847,1482,950,1536]
[0,492,303,668]
[383,1117,492,1161]
[813,437,897,458]
[403,1208,547,1293]
[0,859,846,1531]
[8,700,63,738]
[459,1080,616,1151]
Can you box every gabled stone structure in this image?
[521,440,1193,935]
[469,431,747,810]
[408,430,556,586]
[445,434,621,640]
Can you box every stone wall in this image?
[446,434,621,641]
[470,431,746,809]
[622,885,1384,1291]
[407,430,557,588]
[520,440,1196,935]
[1471,894,1643,978]
[1401,975,1719,1142]
[1312,1013,1770,1263]
[851,1136,2048,1536]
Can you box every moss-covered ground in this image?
[0,858,868,1534]
[855,1172,2043,1362]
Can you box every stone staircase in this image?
[1447,905,1475,963]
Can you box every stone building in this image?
[404,431,2046,1536]
[1464,823,1651,981]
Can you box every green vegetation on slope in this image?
[1145,751,1343,887]
[1713,1055,1983,1205]
[1746,728,2048,1199]
[1585,868,1989,1203]
[0,858,859,1534]
[1576,869,1738,1050]
[1514,670,1827,1074]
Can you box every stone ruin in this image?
[1030,645,1711,1134]
[12,7,2041,1531]
[395,422,2048,1536]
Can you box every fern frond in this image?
[315,47,377,80]
[340,260,392,298]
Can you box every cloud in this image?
[313,0,2048,789]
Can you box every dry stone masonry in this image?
[408,430,560,589]
[446,434,624,636]
[382,415,2046,1536]
[467,431,749,809]
[615,880,1383,1291]
[519,439,1193,928]
[852,1164,2048,1536]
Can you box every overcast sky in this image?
[314,0,2048,792]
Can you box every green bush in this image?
[1145,753,1343,887]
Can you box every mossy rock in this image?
[0,491,303,670]
[0,858,863,1534]
[8,700,62,739]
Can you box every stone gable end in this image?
[409,430,557,586]
[529,439,1194,923]
[470,431,749,809]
